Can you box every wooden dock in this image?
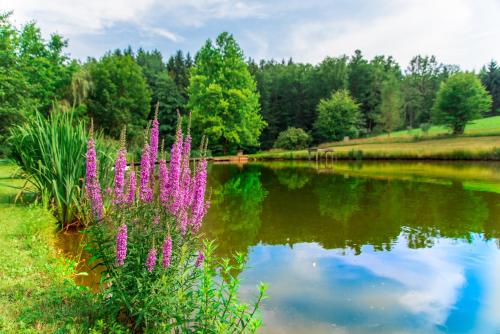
[307,147,336,162]
[211,155,248,163]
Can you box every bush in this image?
[9,107,114,227]
[273,127,310,150]
[85,116,266,333]
[314,90,362,142]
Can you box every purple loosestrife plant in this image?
[139,142,153,203]
[179,132,192,210]
[113,148,127,203]
[113,128,128,202]
[116,224,127,266]
[85,127,103,220]
[85,115,266,333]
[191,158,208,231]
[162,235,172,268]
[146,248,157,272]
[166,120,183,213]
[158,158,168,204]
[195,251,204,268]
[126,168,136,205]
[149,110,159,175]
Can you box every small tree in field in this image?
[313,90,361,142]
[432,73,492,134]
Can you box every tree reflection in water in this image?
[202,161,500,258]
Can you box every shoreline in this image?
[248,135,500,162]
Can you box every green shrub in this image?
[313,90,362,142]
[9,107,114,227]
[273,127,310,150]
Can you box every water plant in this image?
[85,115,267,333]
[9,107,114,226]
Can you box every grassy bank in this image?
[252,116,500,161]
[252,136,500,161]
[371,115,500,139]
[0,161,96,333]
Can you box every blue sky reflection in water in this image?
[201,162,500,334]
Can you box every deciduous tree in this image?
[87,54,151,142]
[188,32,265,154]
[377,75,402,135]
[433,73,492,134]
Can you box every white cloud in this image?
[281,0,500,69]
[4,0,499,69]
[285,239,466,326]
[4,0,266,36]
[4,0,155,34]
[144,27,183,42]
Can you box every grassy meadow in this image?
[0,161,98,333]
[252,116,500,161]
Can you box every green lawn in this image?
[0,161,96,333]
[374,115,500,138]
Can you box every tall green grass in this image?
[9,109,114,227]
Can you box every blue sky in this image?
[5,0,500,70]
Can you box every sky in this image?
[4,0,500,71]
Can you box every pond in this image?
[57,161,500,333]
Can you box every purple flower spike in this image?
[85,136,103,220]
[191,158,208,232]
[127,170,136,204]
[146,248,157,272]
[116,224,128,266]
[162,235,172,268]
[178,209,188,235]
[149,117,159,175]
[195,251,205,268]
[167,122,183,213]
[158,158,168,204]
[139,142,153,202]
[113,148,127,203]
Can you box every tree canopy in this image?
[377,74,402,134]
[314,90,361,142]
[188,32,265,154]
[0,12,75,154]
[433,73,492,134]
[480,60,500,116]
[86,54,151,142]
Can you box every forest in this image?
[1,12,499,155]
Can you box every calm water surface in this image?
[59,161,500,333]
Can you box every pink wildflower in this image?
[162,235,172,268]
[116,224,128,266]
[146,248,157,272]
